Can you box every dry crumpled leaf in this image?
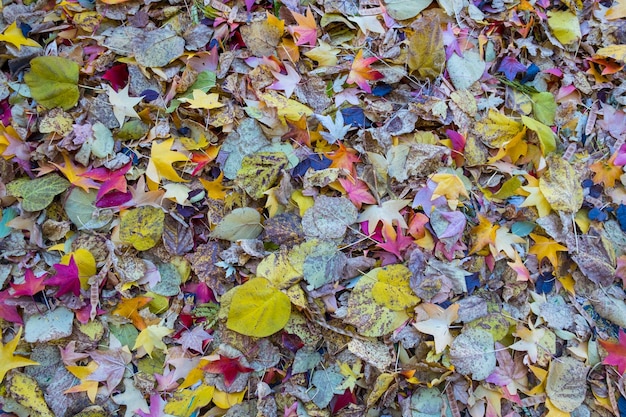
[539,154,583,213]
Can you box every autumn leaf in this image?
[203,355,254,387]
[326,142,361,173]
[0,327,38,383]
[589,152,623,188]
[52,153,99,193]
[493,226,525,259]
[347,50,384,93]
[179,90,224,110]
[45,255,81,297]
[64,361,99,402]
[288,7,317,47]
[268,63,301,99]
[598,329,626,375]
[529,233,567,268]
[113,296,153,330]
[337,177,376,209]
[469,214,499,254]
[358,199,410,236]
[413,303,460,354]
[107,85,143,127]
[519,174,552,218]
[146,138,189,184]
[9,269,48,297]
[0,22,41,50]
[133,325,173,357]
[199,171,228,200]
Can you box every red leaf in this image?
[10,269,47,297]
[82,162,131,201]
[377,223,414,260]
[203,355,253,387]
[338,177,375,209]
[102,63,129,92]
[46,255,81,297]
[0,289,22,324]
[347,50,383,93]
[288,8,317,47]
[599,329,626,375]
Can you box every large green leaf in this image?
[226,277,291,337]
[24,56,79,110]
[7,174,69,212]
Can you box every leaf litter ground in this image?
[0,0,626,416]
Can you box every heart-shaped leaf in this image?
[24,56,80,110]
[7,174,69,212]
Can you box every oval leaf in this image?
[119,206,165,251]
[210,207,262,241]
[227,277,291,337]
[7,174,69,212]
[24,56,79,110]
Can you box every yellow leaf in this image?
[493,226,525,259]
[119,206,165,251]
[407,13,445,79]
[146,138,189,184]
[539,154,583,213]
[179,90,224,110]
[256,250,301,289]
[199,172,227,200]
[64,361,99,403]
[8,373,54,417]
[469,214,499,254]
[366,373,395,407]
[132,325,173,357]
[519,174,552,218]
[474,109,523,149]
[236,152,289,199]
[212,388,245,409]
[226,277,291,337]
[529,233,567,268]
[596,44,626,63]
[606,0,626,19]
[430,173,469,204]
[259,90,313,123]
[291,189,314,216]
[0,327,38,383]
[164,384,215,416]
[304,41,339,66]
[0,22,41,50]
[371,264,419,311]
[547,10,581,45]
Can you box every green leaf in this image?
[210,207,262,241]
[521,116,556,155]
[64,188,112,230]
[492,176,522,200]
[0,208,17,239]
[167,70,217,112]
[119,206,165,250]
[384,0,432,20]
[226,277,291,337]
[531,92,557,125]
[24,56,79,110]
[7,174,69,212]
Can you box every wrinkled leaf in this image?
[24,56,79,110]
[7,174,69,212]
[119,206,165,250]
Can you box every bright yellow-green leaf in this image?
[371,264,419,311]
[531,92,557,125]
[132,324,173,357]
[146,138,189,184]
[492,176,523,200]
[0,327,38,384]
[212,389,246,409]
[539,154,583,213]
[24,56,80,110]
[0,22,41,50]
[547,10,581,45]
[236,152,289,199]
[522,116,556,155]
[164,385,215,417]
[6,174,69,212]
[226,277,291,337]
[119,206,165,251]
[475,109,523,149]
[8,373,54,417]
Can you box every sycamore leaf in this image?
[358,199,410,235]
[268,64,301,99]
[8,372,54,416]
[107,85,143,128]
[226,277,291,337]
[203,355,254,387]
[493,226,525,259]
[113,296,153,330]
[6,174,69,212]
[133,325,173,357]
[52,152,99,193]
[539,154,583,213]
[0,327,38,383]
[119,206,165,251]
[469,214,499,254]
[347,50,384,93]
[547,10,581,45]
[413,303,459,354]
[146,138,189,184]
[0,22,41,49]
[407,12,445,79]
[24,56,79,110]
[589,152,622,187]
[519,174,552,217]
[288,7,317,46]
[598,329,626,375]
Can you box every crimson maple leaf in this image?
[377,223,414,260]
[338,177,375,209]
[82,162,131,201]
[347,50,384,93]
[46,255,81,297]
[203,355,254,387]
[0,289,22,324]
[599,329,626,375]
[10,269,48,297]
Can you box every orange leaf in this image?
[589,152,622,188]
[288,7,317,47]
[325,142,360,174]
[469,214,499,255]
[112,296,153,330]
[52,153,99,192]
[347,50,383,93]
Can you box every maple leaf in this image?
[492,226,525,259]
[52,152,99,192]
[9,268,47,297]
[316,111,352,144]
[377,223,414,260]
[146,138,189,184]
[82,162,131,201]
[65,361,100,402]
[107,85,143,128]
[337,177,376,209]
[88,347,133,392]
[46,255,81,297]
[282,114,313,147]
[0,327,38,383]
[413,302,459,354]
[598,329,626,375]
[509,324,546,364]
[113,296,153,330]
[325,142,360,173]
[347,50,384,93]
[589,152,623,188]
[519,174,551,218]
[358,199,410,236]
[0,123,30,161]
[268,64,301,99]
[469,215,499,254]
[59,341,90,366]
[430,172,469,206]
[304,40,339,66]
[199,171,227,200]
[507,251,531,282]
[102,63,128,91]
[485,342,528,395]
[176,326,212,353]
[180,90,224,110]
[528,233,567,268]
[133,325,173,357]
[128,175,165,207]
[0,22,41,50]
[0,290,22,324]
[202,354,254,387]
[498,56,527,81]
[288,7,317,47]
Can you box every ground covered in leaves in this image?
[1,0,626,416]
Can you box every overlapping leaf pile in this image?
[1,0,626,415]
